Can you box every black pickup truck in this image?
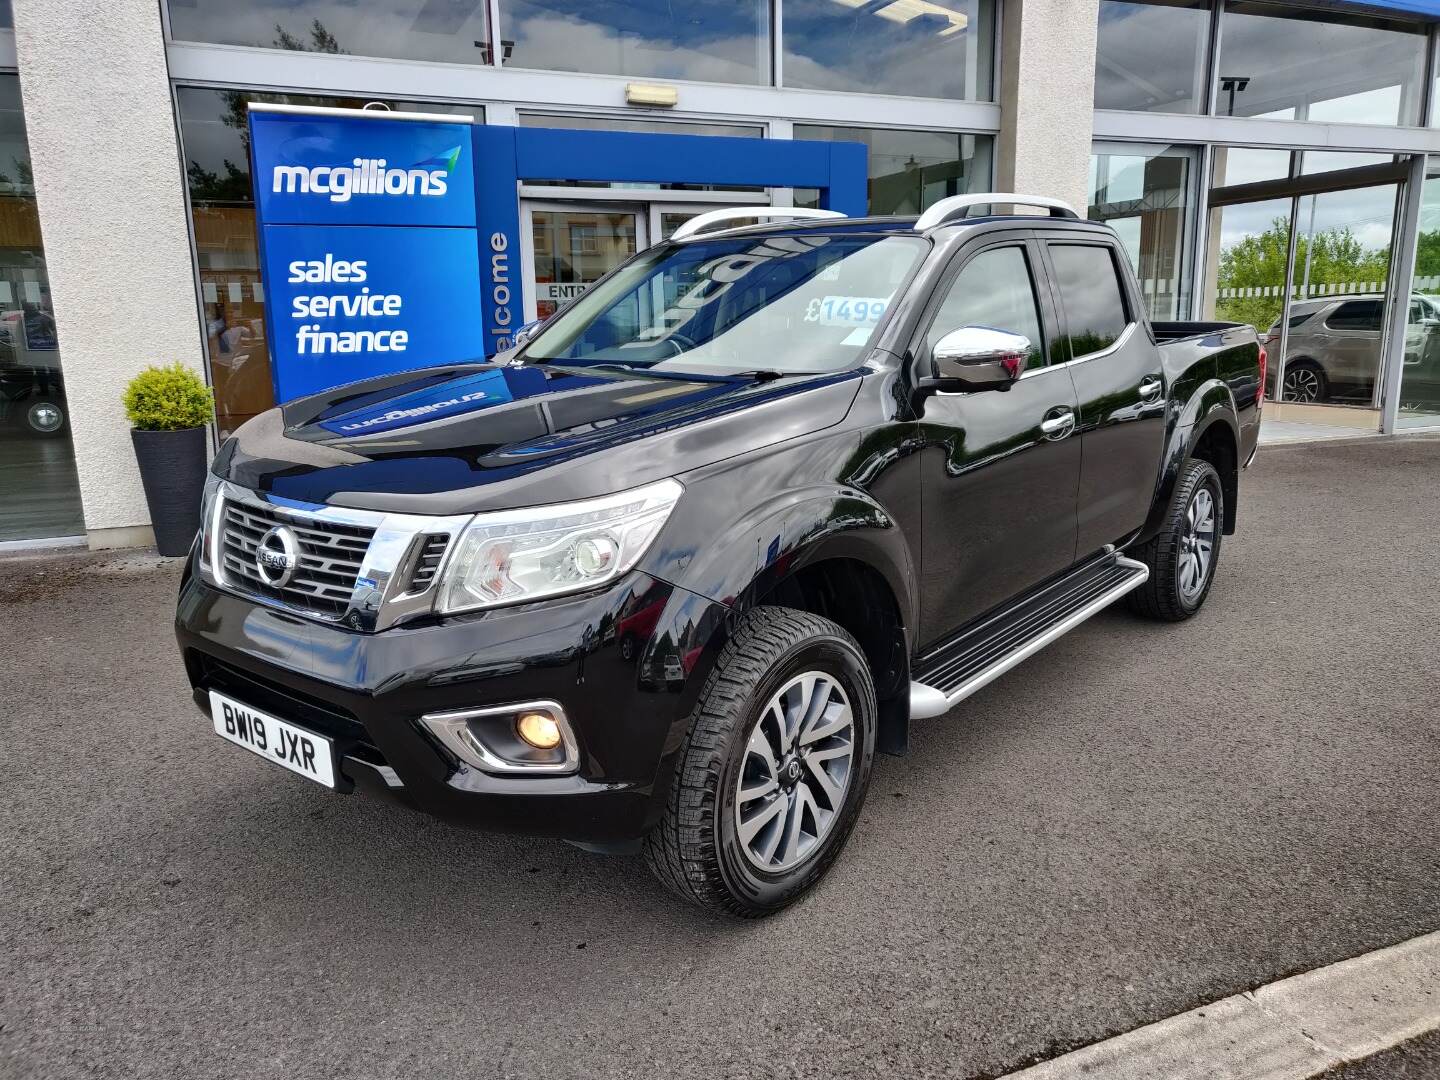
[175,195,1263,917]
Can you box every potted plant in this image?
[122,363,215,557]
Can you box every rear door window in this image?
[1325,300,1383,331]
[1046,243,1131,359]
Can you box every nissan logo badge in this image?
[255,524,299,587]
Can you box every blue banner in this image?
[250,107,485,402]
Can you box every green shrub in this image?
[122,363,214,431]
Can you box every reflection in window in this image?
[0,74,83,541]
[503,0,769,85]
[927,247,1047,371]
[1300,151,1397,176]
[175,87,477,437]
[1212,147,1292,188]
[1089,142,1196,319]
[782,0,994,100]
[1048,244,1130,358]
[1094,0,1209,114]
[1216,3,1426,125]
[167,0,495,65]
[793,127,993,216]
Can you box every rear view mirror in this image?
[931,326,1030,391]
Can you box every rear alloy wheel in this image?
[1125,457,1224,622]
[1281,361,1327,403]
[1176,486,1217,606]
[644,606,876,917]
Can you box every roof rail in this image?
[670,207,845,242]
[915,193,1080,231]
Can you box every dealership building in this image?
[4,0,1440,549]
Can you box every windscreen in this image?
[521,232,928,375]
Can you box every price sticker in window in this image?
[803,296,890,326]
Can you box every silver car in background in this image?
[1264,294,1440,403]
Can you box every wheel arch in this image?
[662,485,917,757]
[1140,379,1240,541]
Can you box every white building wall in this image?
[12,0,204,547]
[997,0,1101,215]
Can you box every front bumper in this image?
[175,564,731,842]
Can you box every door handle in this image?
[1138,376,1163,399]
[1040,408,1075,438]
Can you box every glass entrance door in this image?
[1201,151,1410,433]
[522,203,645,322]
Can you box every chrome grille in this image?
[219,500,374,617]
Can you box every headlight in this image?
[198,470,226,578]
[436,478,683,614]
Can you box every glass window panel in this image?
[1089,141,1196,319]
[1401,159,1440,424]
[1212,147,1292,188]
[782,0,995,100]
[175,87,477,438]
[927,247,1047,371]
[0,74,84,542]
[529,210,638,321]
[0,2,11,30]
[1203,197,1292,362]
[1300,151,1397,176]
[1216,3,1426,126]
[1048,244,1130,357]
[502,0,769,85]
[167,0,495,65]
[1094,0,1209,114]
[792,127,993,216]
[1285,186,1397,406]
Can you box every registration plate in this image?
[209,690,337,789]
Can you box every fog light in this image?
[517,711,562,750]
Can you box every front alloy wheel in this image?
[645,606,876,917]
[734,672,855,873]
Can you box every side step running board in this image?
[909,554,1150,720]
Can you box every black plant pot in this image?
[131,426,208,557]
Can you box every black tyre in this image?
[644,606,877,918]
[1125,458,1223,622]
[1281,359,1327,403]
[24,398,66,438]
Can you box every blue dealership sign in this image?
[250,105,484,402]
[251,103,868,402]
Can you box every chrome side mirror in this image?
[931,326,1031,392]
[513,320,543,349]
